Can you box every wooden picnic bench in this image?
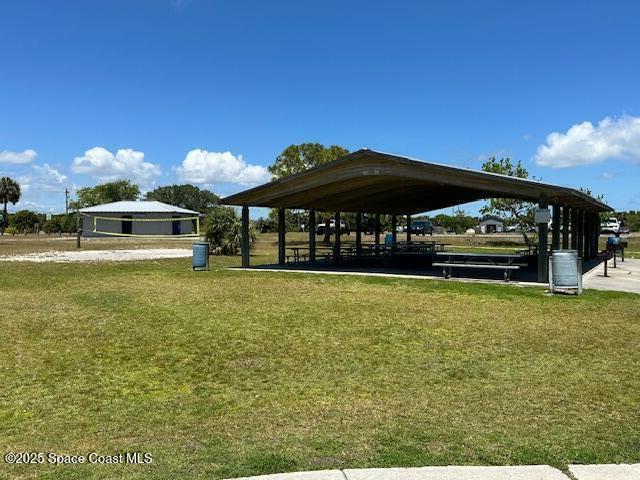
[434,252,527,282]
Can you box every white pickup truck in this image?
[600,217,620,233]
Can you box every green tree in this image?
[268,143,349,243]
[0,176,21,234]
[432,211,478,234]
[43,216,64,234]
[205,206,255,255]
[145,184,219,213]
[480,157,535,243]
[70,180,140,209]
[63,212,78,233]
[9,210,41,234]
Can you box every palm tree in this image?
[0,176,21,234]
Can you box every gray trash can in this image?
[549,249,582,294]
[192,242,210,271]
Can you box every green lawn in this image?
[1,245,639,479]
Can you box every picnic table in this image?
[287,241,450,264]
[396,241,449,253]
[517,244,539,256]
[286,246,332,263]
[434,251,527,282]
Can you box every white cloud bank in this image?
[18,164,68,193]
[72,147,161,186]
[176,149,270,185]
[0,149,38,164]
[534,115,640,168]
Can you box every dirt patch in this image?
[0,248,193,263]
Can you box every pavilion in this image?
[221,149,611,282]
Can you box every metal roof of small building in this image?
[79,200,199,215]
[479,215,504,224]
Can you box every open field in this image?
[1,231,638,259]
[1,236,640,479]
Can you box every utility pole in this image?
[65,188,70,215]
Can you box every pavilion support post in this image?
[592,212,600,257]
[570,208,578,250]
[562,206,570,249]
[278,208,286,265]
[391,215,397,251]
[374,214,380,250]
[308,209,316,262]
[585,211,592,260]
[241,205,250,268]
[537,197,549,283]
[406,214,412,243]
[592,212,596,258]
[552,204,560,251]
[576,209,584,258]
[589,212,596,258]
[355,212,362,256]
[333,211,341,263]
[596,212,602,254]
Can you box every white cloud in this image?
[0,149,37,164]
[176,149,271,186]
[17,164,68,192]
[534,115,640,168]
[71,147,161,186]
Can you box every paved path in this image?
[569,464,640,479]
[223,464,640,480]
[583,258,640,294]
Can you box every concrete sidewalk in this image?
[224,464,640,480]
[583,258,640,294]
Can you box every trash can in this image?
[385,233,394,246]
[607,236,621,247]
[192,242,210,271]
[549,249,582,294]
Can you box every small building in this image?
[79,201,199,237]
[478,216,504,234]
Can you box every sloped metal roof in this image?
[79,200,199,215]
[221,149,612,214]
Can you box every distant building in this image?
[79,201,199,237]
[478,215,504,234]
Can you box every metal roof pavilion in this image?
[222,149,609,282]
[221,149,611,213]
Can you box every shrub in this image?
[4,225,17,235]
[9,210,41,234]
[63,213,78,233]
[205,207,255,255]
[43,217,64,234]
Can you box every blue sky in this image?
[1,0,639,217]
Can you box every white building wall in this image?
[81,212,197,237]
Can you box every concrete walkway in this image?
[224,464,640,480]
[583,258,640,294]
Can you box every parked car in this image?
[409,220,434,236]
[600,217,620,233]
[315,219,350,235]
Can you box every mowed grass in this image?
[1,240,640,479]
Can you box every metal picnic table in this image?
[434,251,528,281]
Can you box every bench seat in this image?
[432,263,520,269]
[432,262,520,281]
